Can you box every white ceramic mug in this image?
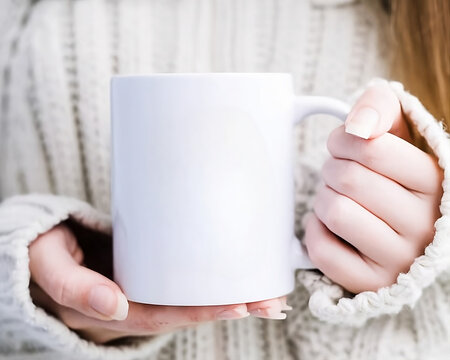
[111,73,349,305]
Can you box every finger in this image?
[120,302,249,331]
[321,157,429,237]
[313,185,411,268]
[31,280,248,342]
[328,125,442,194]
[69,301,249,336]
[29,226,129,321]
[344,80,410,140]
[303,213,391,293]
[30,282,130,343]
[247,296,290,320]
[33,272,250,338]
[30,281,98,331]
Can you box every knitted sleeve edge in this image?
[0,193,173,359]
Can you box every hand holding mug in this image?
[304,81,443,293]
[29,225,291,344]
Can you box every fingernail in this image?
[345,106,379,139]
[280,298,293,311]
[112,292,129,321]
[216,306,250,320]
[249,308,287,320]
[89,285,129,321]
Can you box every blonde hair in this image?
[390,0,449,132]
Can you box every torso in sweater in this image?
[5,1,444,360]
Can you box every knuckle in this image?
[52,274,74,307]
[304,228,330,268]
[416,221,436,248]
[365,266,398,292]
[359,275,387,293]
[337,161,360,194]
[306,239,327,267]
[376,272,397,290]
[323,196,348,231]
[397,243,421,272]
[371,274,389,291]
[326,127,342,155]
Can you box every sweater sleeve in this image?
[0,194,174,359]
[296,79,450,326]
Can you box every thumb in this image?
[344,80,409,140]
[29,225,129,321]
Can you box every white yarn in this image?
[1,0,449,359]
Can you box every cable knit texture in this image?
[1,0,449,359]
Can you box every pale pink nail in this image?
[345,106,379,139]
[216,306,250,320]
[249,308,287,320]
[88,285,129,321]
[280,298,293,311]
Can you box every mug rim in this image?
[111,72,292,80]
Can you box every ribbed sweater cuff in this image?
[297,79,450,326]
[0,194,173,360]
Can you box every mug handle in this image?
[291,96,351,270]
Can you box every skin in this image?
[29,224,290,343]
[304,82,443,293]
[28,83,443,343]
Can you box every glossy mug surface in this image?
[111,73,349,305]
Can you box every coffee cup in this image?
[110,73,349,305]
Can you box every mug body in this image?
[111,73,298,305]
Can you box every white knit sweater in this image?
[1,0,450,359]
